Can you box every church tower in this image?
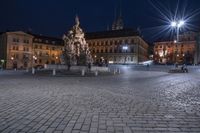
[112,0,124,30]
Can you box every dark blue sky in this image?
[1,0,200,42]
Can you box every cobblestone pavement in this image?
[0,70,200,133]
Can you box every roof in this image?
[85,29,140,40]
[29,33,64,46]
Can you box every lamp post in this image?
[32,55,37,68]
[171,20,185,64]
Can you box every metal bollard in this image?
[81,69,85,76]
[32,68,35,75]
[95,70,98,76]
[118,68,121,74]
[53,69,56,76]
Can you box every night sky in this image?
[1,0,200,42]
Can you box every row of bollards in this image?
[113,68,121,75]
[30,68,120,76]
[81,69,99,76]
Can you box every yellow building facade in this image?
[0,31,63,69]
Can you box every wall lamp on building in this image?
[33,56,37,60]
[56,56,58,59]
[11,57,14,60]
[122,46,128,50]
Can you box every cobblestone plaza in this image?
[0,69,200,133]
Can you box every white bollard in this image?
[95,70,98,76]
[113,69,116,75]
[32,68,35,75]
[53,69,56,76]
[81,69,85,76]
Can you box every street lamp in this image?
[171,20,185,42]
[171,20,185,64]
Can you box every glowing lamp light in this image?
[171,21,177,27]
[11,57,14,60]
[33,56,37,60]
[178,20,185,28]
[171,20,185,28]
[122,46,128,50]
[108,61,114,64]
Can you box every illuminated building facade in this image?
[86,29,149,64]
[154,32,197,64]
[0,31,63,69]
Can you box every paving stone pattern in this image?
[0,70,200,133]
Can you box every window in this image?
[46,46,49,50]
[16,46,19,50]
[13,46,15,50]
[39,59,42,64]
[46,52,49,56]
[39,52,42,57]
[13,38,19,42]
[105,49,108,53]
[131,47,134,53]
[15,54,19,59]
[24,39,29,44]
[40,45,42,49]
[52,47,55,50]
[101,49,103,53]
[35,45,38,49]
[105,41,108,45]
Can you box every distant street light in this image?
[171,20,185,64]
[171,20,185,42]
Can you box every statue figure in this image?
[63,16,93,68]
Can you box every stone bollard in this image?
[108,68,111,72]
[53,69,56,76]
[95,70,98,76]
[26,68,29,72]
[81,69,85,76]
[32,68,35,75]
[14,68,17,71]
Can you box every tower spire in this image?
[112,0,124,30]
